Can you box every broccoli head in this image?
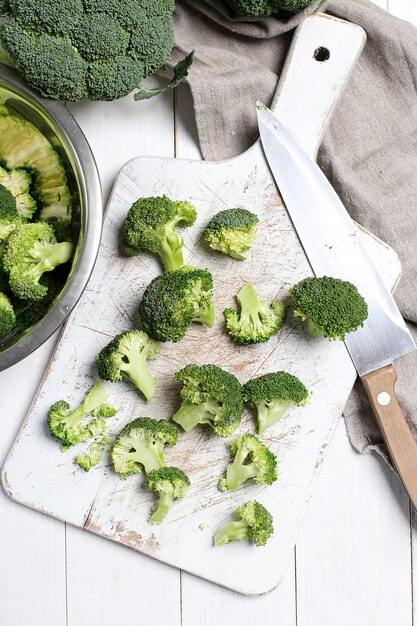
[124,196,197,272]
[0,0,192,102]
[0,167,37,220]
[0,291,15,338]
[96,330,160,402]
[243,371,308,434]
[214,500,274,547]
[76,437,110,472]
[0,183,20,242]
[291,276,368,341]
[139,266,215,342]
[224,0,314,17]
[111,417,179,478]
[3,222,73,300]
[172,364,244,437]
[146,466,190,524]
[205,208,259,260]
[224,283,286,345]
[47,380,113,448]
[218,433,278,491]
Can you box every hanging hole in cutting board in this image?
[314,47,330,62]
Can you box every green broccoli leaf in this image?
[134,51,194,101]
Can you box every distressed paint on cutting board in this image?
[1,15,397,595]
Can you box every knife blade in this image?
[257,103,417,507]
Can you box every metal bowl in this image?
[0,64,102,371]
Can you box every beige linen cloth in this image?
[171,0,417,465]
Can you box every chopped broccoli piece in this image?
[112,417,179,478]
[92,404,117,418]
[243,371,308,434]
[0,0,192,102]
[218,434,278,491]
[3,222,73,300]
[224,0,314,17]
[124,196,197,272]
[205,208,259,260]
[139,266,215,342]
[224,283,286,345]
[47,380,111,447]
[214,500,274,547]
[0,291,15,337]
[172,364,244,437]
[0,183,20,242]
[96,330,160,401]
[146,466,190,524]
[76,436,111,472]
[0,166,37,220]
[291,276,368,341]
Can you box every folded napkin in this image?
[171,0,417,466]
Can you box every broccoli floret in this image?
[146,466,190,524]
[124,196,197,272]
[172,364,244,437]
[0,291,15,338]
[47,380,111,448]
[291,276,368,341]
[0,183,20,242]
[2,222,73,300]
[0,167,37,220]
[0,0,192,102]
[96,330,160,402]
[224,0,313,17]
[218,434,278,492]
[224,283,286,345]
[111,417,179,478]
[76,437,110,472]
[139,266,215,342]
[214,500,274,547]
[243,372,308,434]
[205,208,259,260]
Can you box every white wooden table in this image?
[0,1,416,623]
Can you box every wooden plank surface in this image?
[0,0,416,623]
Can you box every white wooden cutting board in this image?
[1,15,393,595]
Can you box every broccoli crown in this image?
[218,433,278,491]
[146,466,190,524]
[3,222,73,300]
[205,208,259,260]
[224,0,314,17]
[123,196,197,272]
[96,330,160,402]
[0,167,37,220]
[111,416,178,478]
[214,500,274,547]
[291,276,368,341]
[139,266,215,342]
[224,283,286,345]
[243,371,308,434]
[0,183,20,242]
[47,380,110,447]
[0,0,176,102]
[172,364,244,437]
[76,437,110,472]
[0,291,15,338]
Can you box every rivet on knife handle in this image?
[362,364,417,509]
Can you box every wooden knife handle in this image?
[362,364,417,508]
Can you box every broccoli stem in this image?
[172,399,221,432]
[214,520,250,546]
[82,381,108,413]
[194,302,215,328]
[225,444,258,489]
[305,318,324,338]
[257,399,294,434]
[121,352,156,401]
[236,283,270,332]
[150,491,173,524]
[117,440,165,474]
[159,230,184,272]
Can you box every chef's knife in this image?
[257,104,417,507]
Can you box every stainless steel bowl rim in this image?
[0,65,102,371]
